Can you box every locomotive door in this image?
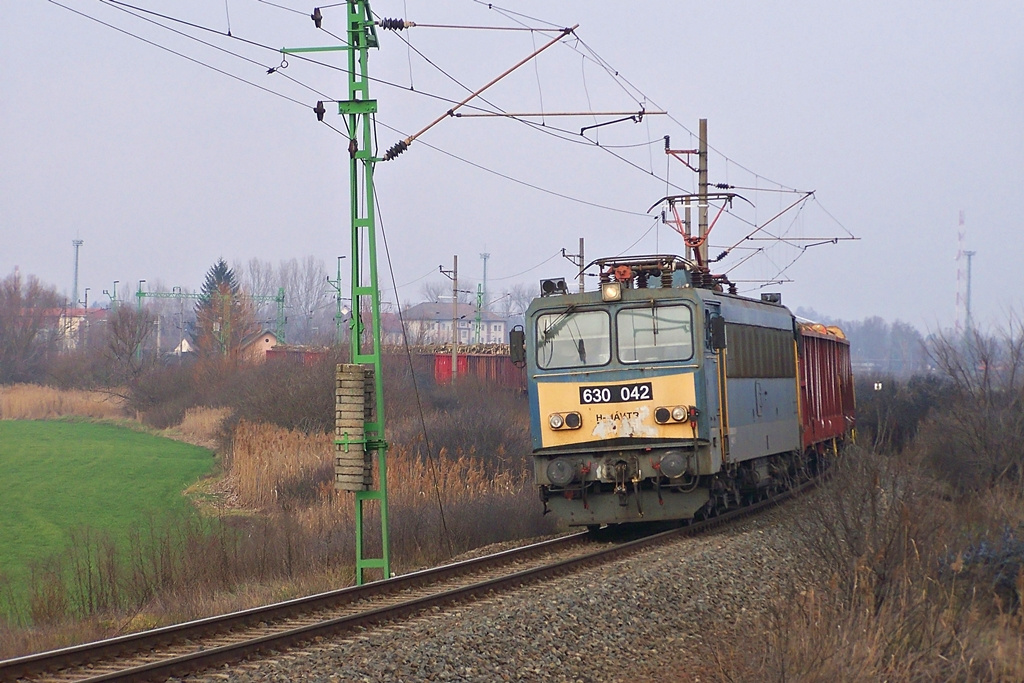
[703,303,727,469]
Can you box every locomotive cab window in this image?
[536,309,610,369]
[616,304,694,363]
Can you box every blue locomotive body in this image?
[518,255,844,526]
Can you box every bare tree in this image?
[506,283,536,317]
[105,305,155,384]
[238,257,277,327]
[279,256,330,343]
[0,269,63,383]
[420,280,447,303]
[927,317,1024,488]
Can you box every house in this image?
[401,302,509,346]
[57,307,108,350]
[171,337,195,356]
[239,330,279,364]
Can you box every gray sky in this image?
[2,1,1021,330]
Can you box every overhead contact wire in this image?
[370,119,649,217]
[49,0,308,108]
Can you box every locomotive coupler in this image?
[614,461,629,506]
[631,475,644,517]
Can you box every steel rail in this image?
[0,532,588,681]
[3,476,820,682]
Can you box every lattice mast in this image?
[954,211,975,334]
[342,1,388,585]
[285,1,390,585]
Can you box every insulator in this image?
[383,140,408,161]
[313,100,326,122]
[311,7,323,29]
[714,183,734,189]
[378,17,407,31]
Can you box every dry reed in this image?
[164,407,231,450]
[227,421,532,512]
[0,384,124,420]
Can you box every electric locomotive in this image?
[509,254,854,526]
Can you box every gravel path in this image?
[184,497,815,683]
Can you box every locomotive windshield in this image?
[536,309,610,369]
[617,304,694,363]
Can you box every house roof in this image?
[240,329,278,349]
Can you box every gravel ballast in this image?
[185,497,814,683]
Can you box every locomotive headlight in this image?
[655,406,689,424]
[564,412,582,429]
[547,458,577,486]
[548,413,565,429]
[659,450,688,479]
[601,281,622,302]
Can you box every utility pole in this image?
[480,252,490,311]
[440,256,459,382]
[474,283,483,343]
[284,2,389,584]
[71,239,84,308]
[328,255,347,344]
[136,280,146,360]
[561,238,585,293]
[174,286,184,357]
[698,118,709,266]
[103,280,119,310]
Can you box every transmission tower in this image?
[72,239,84,307]
[955,211,968,334]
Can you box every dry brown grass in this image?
[0,384,125,420]
[227,420,533,513]
[705,449,1024,683]
[225,421,544,572]
[163,407,231,450]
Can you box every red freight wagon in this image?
[798,323,856,449]
[434,353,527,391]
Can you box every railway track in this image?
[1,477,817,683]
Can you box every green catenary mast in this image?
[285,1,389,584]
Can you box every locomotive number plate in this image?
[579,382,653,405]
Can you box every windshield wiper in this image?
[539,304,578,344]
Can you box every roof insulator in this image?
[378,17,407,31]
[383,140,408,161]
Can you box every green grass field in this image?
[0,420,214,598]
